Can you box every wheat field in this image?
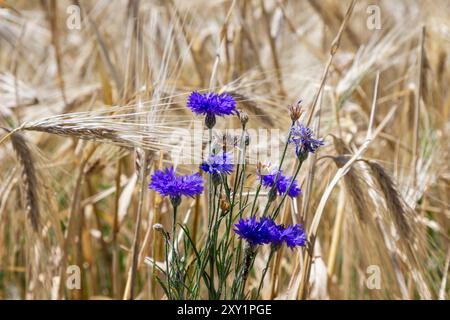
[0,0,449,300]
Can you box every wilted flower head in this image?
[258,168,302,198]
[288,100,303,122]
[200,152,234,176]
[220,197,230,213]
[256,162,272,176]
[289,122,324,159]
[234,217,274,246]
[187,91,237,128]
[238,110,249,128]
[149,167,203,206]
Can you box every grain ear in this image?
[365,160,411,238]
[10,131,40,232]
[331,155,370,222]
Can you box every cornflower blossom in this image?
[268,223,307,249]
[187,91,237,128]
[234,217,307,249]
[233,217,274,246]
[149,167,203,207]
[276,175,302,198]
[200,152,234,176]
[258,169,302,198]
[279,224,307,248]
[289,122,324,159]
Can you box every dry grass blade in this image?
[305,0,356,126]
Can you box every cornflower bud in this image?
[288,100,303,122]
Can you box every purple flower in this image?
[149,167,203,206]
[288,180,302,198]
[259,169,277,188]
[187,91,236,116]
[200,152,234,176]
[266,223,285,247]
[187,91,237,128]
[265,220,306,249]
[258,169,302,198]
[234,217,274,246]
[278,225,307,248]
[234,217,307,249]
[277,175,302,198]
[289,122,324,159]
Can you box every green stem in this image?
[172,206,178,254]
[239,245,256,299]
[164,232,171,299]
[171,205,178,297]
[255,247,276,299]
[250,182,262,217]
[231,126,246,211]
[209,185,219,299]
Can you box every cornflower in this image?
[289,122,324,160]
[187,91,237,129]
[149,167,203,207]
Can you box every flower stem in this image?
[255,247,276,299]
[163,231,171,299]
[171,205,178,256]
[239,243,256,299]
[250,182,262,217]
[170,205,179,296]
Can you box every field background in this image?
[0,0,449,300]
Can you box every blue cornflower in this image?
[258,169,302,198]
[289,122,324,159]
[266,222,285,247]
[234,217,274,246]
[149,167,204,206]
[277,175,302,198]
[278,224,307,249]
[265,221,307,249]
[259,169,277,187]
[200,152,234,176]
[234,217,307,249]
[259,216,278,240]
[187,91,237,128]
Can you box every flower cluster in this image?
[234,217,306,249]
[289,122,324,159]
[149,167,203,206]
[187,91,237,128]
[258,168,302,198]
